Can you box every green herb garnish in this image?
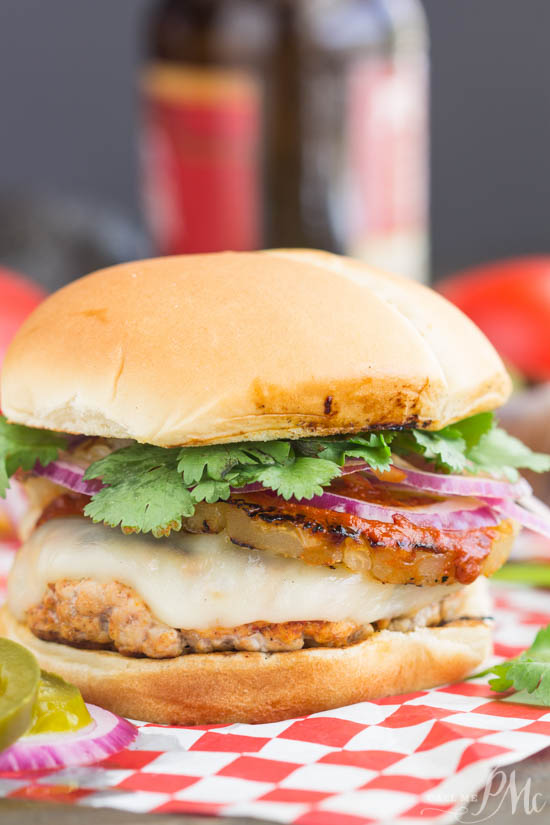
[1,412,549,536]
[478,625,550,706]
[0,417,67,497]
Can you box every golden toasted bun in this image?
[1,250,510,446]
[0,581,492,724]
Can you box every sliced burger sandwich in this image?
[1,249,550,724]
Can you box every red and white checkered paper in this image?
[1,528,550,825]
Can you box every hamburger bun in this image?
[1,250,510,447]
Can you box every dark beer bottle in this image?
[141,0,429,281]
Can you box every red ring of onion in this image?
[0,704,137,773]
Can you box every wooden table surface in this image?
[2,747,550,825]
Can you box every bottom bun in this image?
[0,586,492,725]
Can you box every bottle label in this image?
[141,63,262,255]
[346,55,429,282]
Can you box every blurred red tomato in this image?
[0,267,44,534]
[0,266,45,367]
[439,256,550,382]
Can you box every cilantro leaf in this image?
[4,407,550,539]
[85,441,296,532]
[0,415,67,497]
[176,445,253,486]
[483,625,550,706]
[191,479,232,504]
[256,457,341,500]
[176,441,292,486]
[389,412,550,480]
[84,446,194,537]
[391,427,468,473]
[338,434,393,472]
[84,445,173,483]
[247,442,292,464]
[452,412,495,450]
[296,433,392,472]
[414,428,468,472]
[468,427,550,481]
[292,439,326,458]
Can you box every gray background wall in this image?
[0,0,549,279]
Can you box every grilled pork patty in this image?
[27,578,477,657]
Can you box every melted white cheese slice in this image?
[8,517,462,629]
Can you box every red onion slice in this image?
[518,493,550,522]
[307,490,499,531]
[31,455,535,537]
[237,459,532,502]
[0,704,137,772]
[386,459,532,500]
[484,496,550,540]
[33,460,103,496]
[244,486,498,531]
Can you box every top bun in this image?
[1,250,511,446]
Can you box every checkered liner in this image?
[1,528,550,825]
